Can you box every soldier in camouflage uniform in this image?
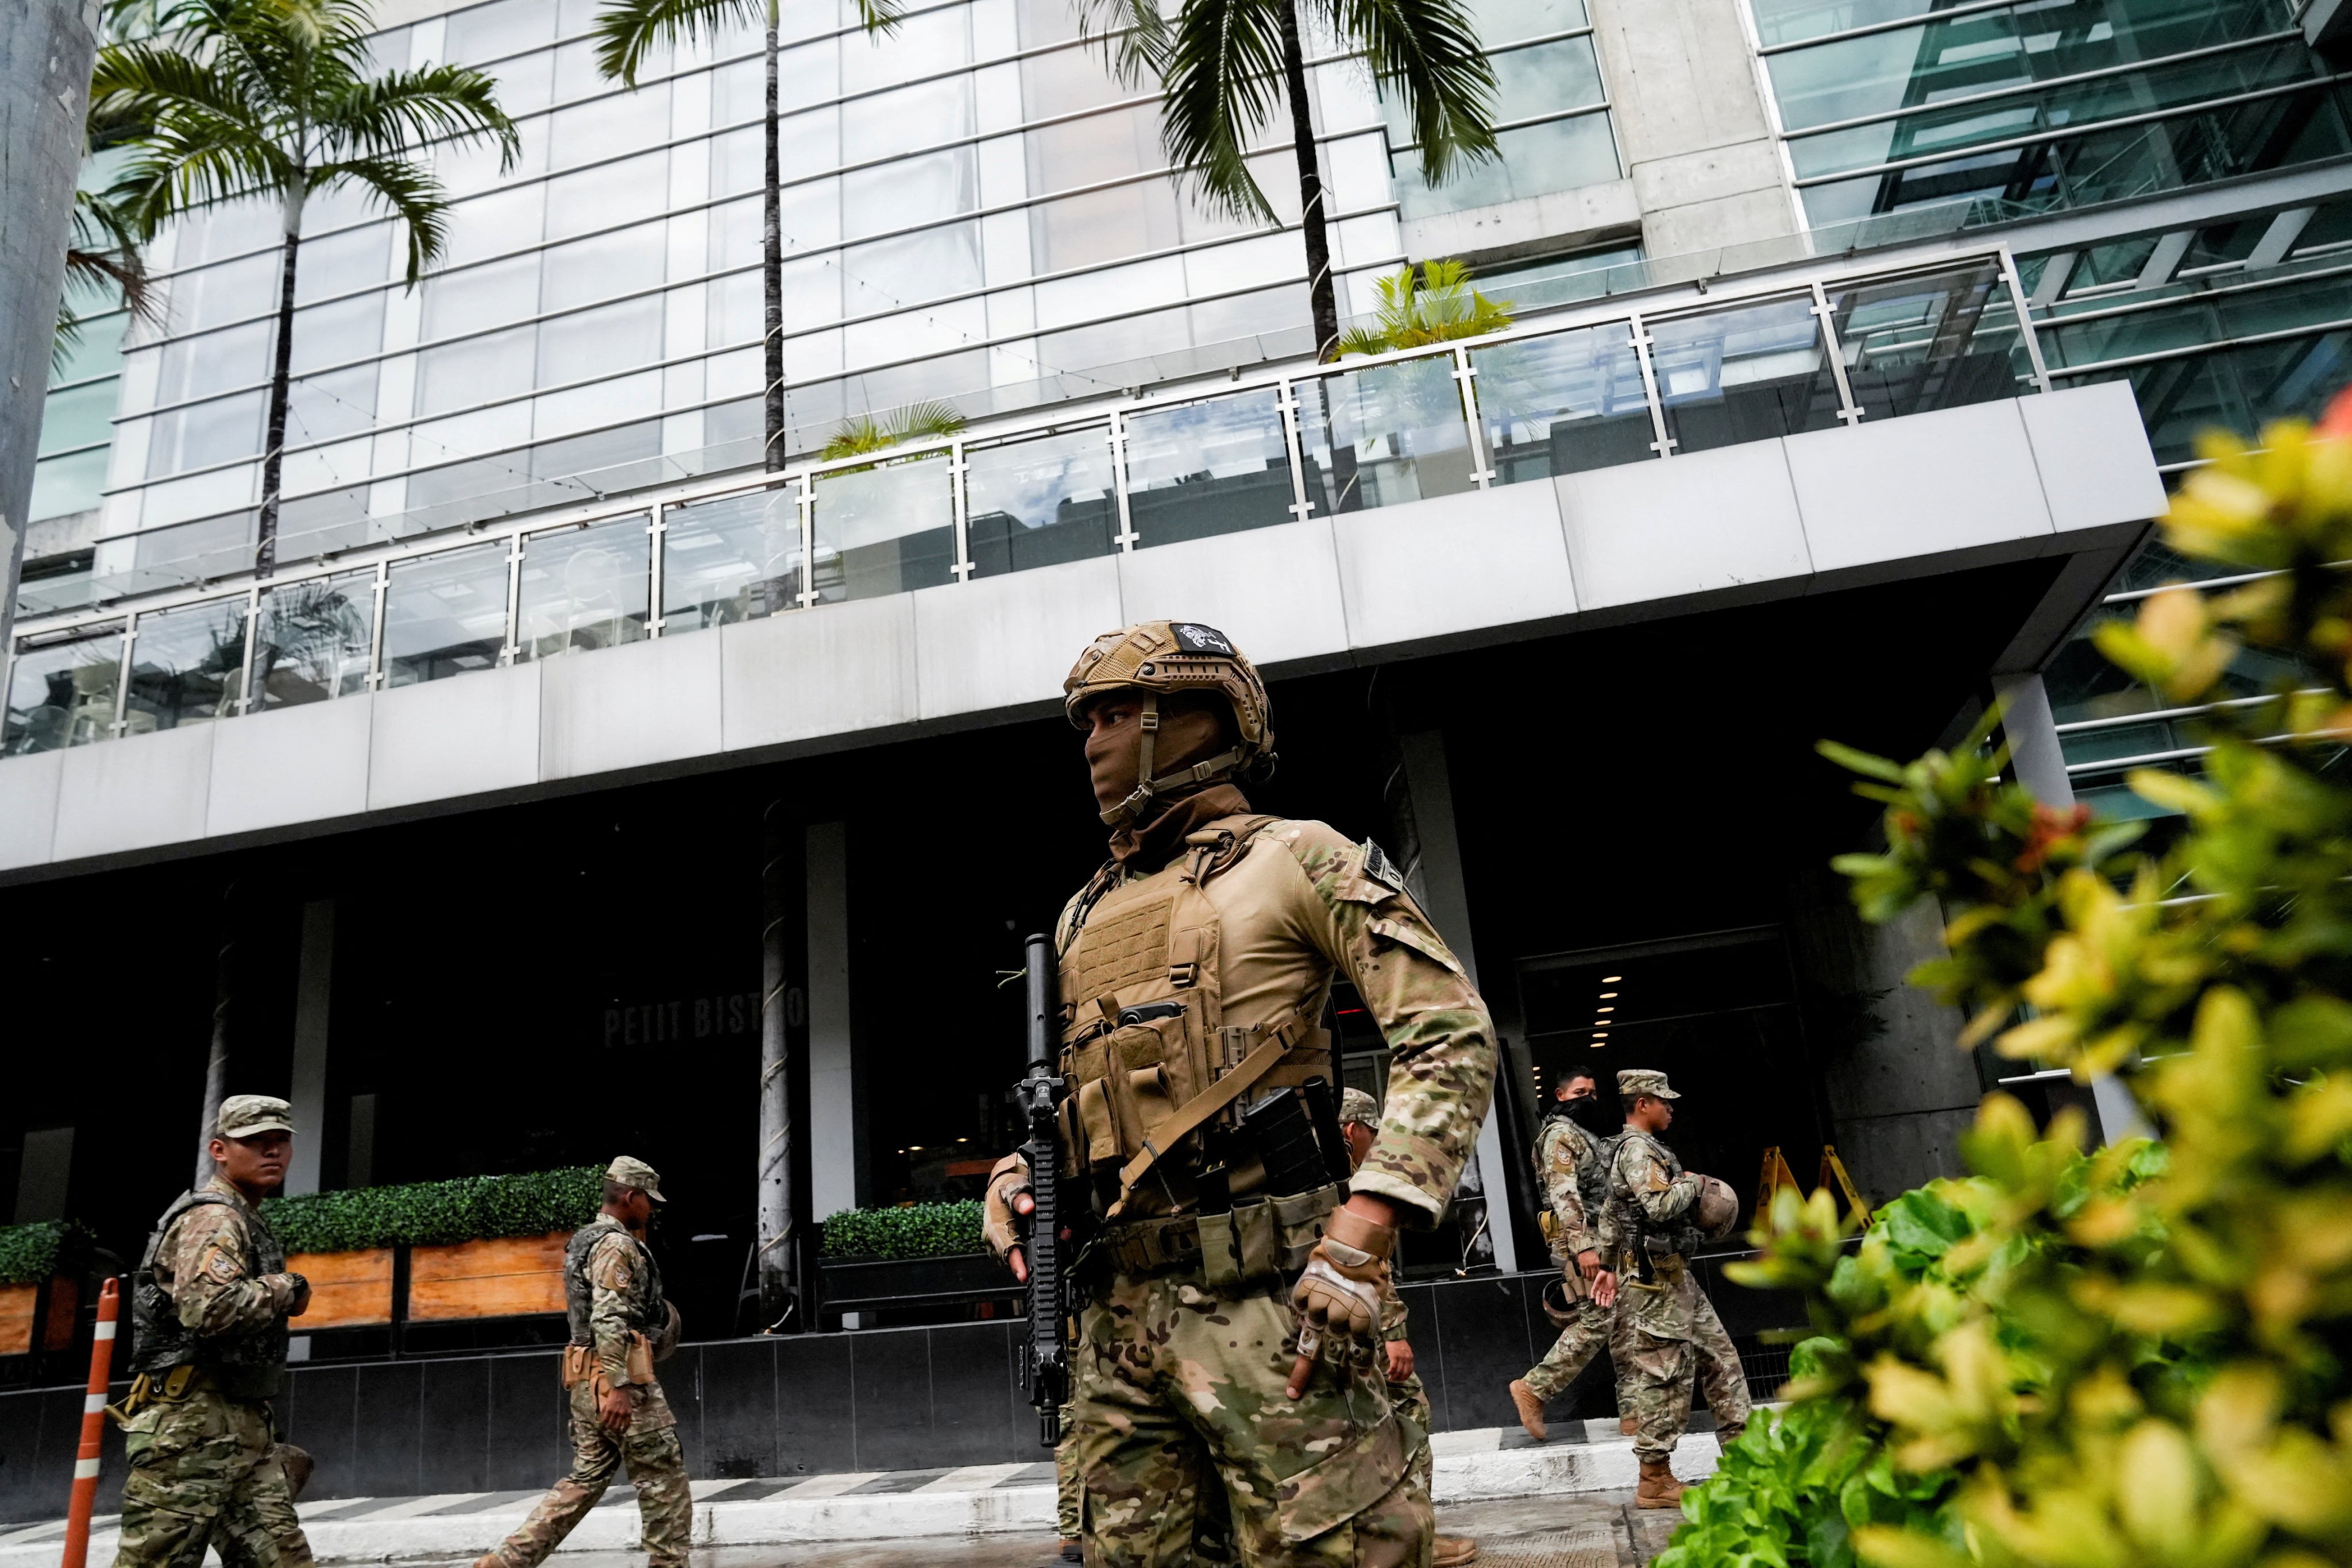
[478,1158,689,1568]
[1505,1072,1640,1442]
[114,1094,314,1568]
[984,621,1496,1568]
[1598,1071,1751,1509]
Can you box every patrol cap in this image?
[1338,1088,1380,1127]
[1616,1069,1680,1102]
[217,1095,294,1139]
[605,1155,666,1202]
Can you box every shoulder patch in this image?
[206,1248,241,1282]
[1360,839,1405,894]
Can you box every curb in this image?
[0,1429,1720,1563]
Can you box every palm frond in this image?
[55,188,161,374]
[1338,259,1513,354]
[1320,0,1495,184]
[848,0,906,36]
[323,64,520,171]
[1161,0,1288,225]
[590,0,763,87]
[90,40,286,230]
[820,401,965,461]
[311,155,450,282]
[1071,0,1171,87]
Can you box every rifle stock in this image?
[1014,932,1067,1447]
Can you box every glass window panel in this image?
[843,5,967,94]
[843,148,978,242]
[287,364,380,443]
[445,0,554,62]
[424,254,540,340]
[438,116,549,198]
[661,486,805,628]
[546,150,669,242]
[1650,296,1845,453]
[174,250,278,333]
[1472,320,1654,482]
[1397,114,1617,219]
[1026,105,1160,195]
[539,296,667,388]
[291,292,385,375]
[1122,389,1295,545]
[551,37,608,100]
[1296,356,1477,514]
[437,185,545,269]
[51,308,127,387]
[134,511,257,582]
[516,513,651,659]
[159,321,272,404]
[963,426,1118,576]
[711,123,767,198]
[1030,183,1183,273]
[5,626,122,753]
[2180,215,2269,272]
[123,597,248,731]
[381,542,511,686]
[180,198,279,266]
[1463,0,1585,44]
[843,224,983,310]
[477,46,553,115]
[810,454,956,600]
[1485,37,1604,123]
[542,225,667,312]
[419,325,536,416]
[30,446,111,522]
[148,390,265,477]
[529,419,663,484]
[1748,0,1930,49]
[250,572,377,706]
[39,380,118,456]
[294,223,392,305]
[550,84,670,171]
[1828,260,2032,418]
[1021,40,1127,119]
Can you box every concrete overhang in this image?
[0,381,2161,883]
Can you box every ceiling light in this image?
[1599,991,1618,998]
[1602,975,1622,982]
[1596,1006,1613,1013]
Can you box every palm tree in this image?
[593,0,902,478]
[91,0,517,576]
[1145,0,1499,362]
[55,188,161,373]
[819,400,964,462]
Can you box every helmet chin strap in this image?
[1099,692,1248,828]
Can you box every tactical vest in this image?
[1056,815,1341,1228]
[131,1188,288,1400]
[1603,1128,1703,1273]
[1536,1113,1609,1229]
[564,1218,666,1346]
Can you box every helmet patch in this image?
[1169,623,1235,655]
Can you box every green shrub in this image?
[260,1167,603,1253]
[819,1202,984,1261]
[0,1219,92,1287]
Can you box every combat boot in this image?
[1635,1458,1688,1509]
[1507,1379,1546,1442]
[1432,1535,1479,1565]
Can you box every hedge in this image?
[819,1202,984,1261]
[259,1167,604,1254]
[0,1220,91,1287]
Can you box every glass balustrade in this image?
[381,542,512,687]
[5,253,2057,743]
[516,513,651,661]
[250,571,378,706]
[3,625,123,754]
[1296,356,1481,515]
[963,426,1119,577]
[810,453,958,604]
[662,488,806,630]
[123,597,250,731]
[1121,390,1296,544]
[1472,320,1657,483]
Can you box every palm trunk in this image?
[1277,0,1337,364]
[756,799,799,1330]
[762,0,785,471]
[256,190,302,578]
[195,881,237,1187]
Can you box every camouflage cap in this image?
[605,1155,666,1202]
[1338,1088,1380,1127]
[1616,1069,1680,1102]
[217,1094,294,1139]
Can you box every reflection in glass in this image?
[516,514,651,659]
[811,455,957,603]
[381,543,511,687]
[964,427,1118,577]
[125,598,249,731]
[1826,260,2028,419]
[1473,322,1655,481]
[1296,356,1477,513]
[252,571,376,706]
[1122,391,1295,545]
[3,627,123,754]
[661,488,805,629]
[1650,297,1844,453]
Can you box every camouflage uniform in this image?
[1061,816,1496,1568]
[1516,1115,1639,1413]
[116,1122,313,1568]
[1057,1401,1081,1540]
[1599,1129,1751,1462]
[486,1208,691,1568]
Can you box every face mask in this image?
[1566,1095,1616,1135]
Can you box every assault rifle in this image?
[1012,931,1068,1447]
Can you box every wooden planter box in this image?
[819,1253,1012,1316]
[408,1232,569,1322]
[0,1277,79,1356]
[286,1248,396,1330]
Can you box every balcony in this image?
[0,248,2164,876]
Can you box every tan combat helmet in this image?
[1063,620,1275,826]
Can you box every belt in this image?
[1100,1212,1205,1276]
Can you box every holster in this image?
[561,1344,595,1390]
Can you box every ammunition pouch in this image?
[1109,1180,1344,1297]
[561,1344,595,1390]
[625,1331,656,1387]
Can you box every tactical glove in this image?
[1290,1205,1394,1341]
[275,1272,311,1317]
[983,1153,1033,1279]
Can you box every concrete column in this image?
[284,899,334,1197]
[1397,731,1520,1274]
[757,802,801,1327]
[1993,671,2155,1145]
[13,1127,74,1223]
[0,0,99,656]
[345,1093,376,1189]
[806,820,860,1219]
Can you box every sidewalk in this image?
[0,1423,1719,1566]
